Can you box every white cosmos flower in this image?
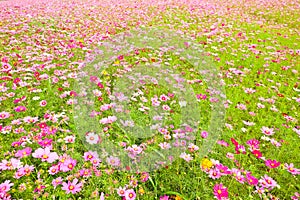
[86,132,100,144]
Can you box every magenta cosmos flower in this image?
[213,183,229,200]
[62,178,83,194]
[160,195,169,200]
[14,106,26,112]
[246,173,259,186]
[32,147,58,163]
[265,159,280,168]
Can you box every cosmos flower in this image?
[213,183,228,200]
[85,132,101,144]
[246,173,259,186]
[62,178,83,194]
[59,158,77,172]
[124,189,136,200]
[180,152,193,162]
[83,151,99,161]
[284,163,300,175]
[259,175,279,190]
[0,111,10,119]
[32,147,58,163]
[117,186,127,197]
[14,106,26,112]
[265,159,281,168]
[15,147,32,158]
[261,126,275,136]
[52,177,63,189]
[106,156,121,167]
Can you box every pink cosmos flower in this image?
[79,168,92,177]
[0,180,14,193]
[52,177,63,189]
[213,183,228,200]
[129,177,138,188]
[246,139,260,150]
[91,158,101,167]
[151,97,161,106]
[159,94,169,101]
[40,100,47,107]
[140,172,149,182]
[106,156,121,167]
[291,192,300,200]
[259,175,279,190]
[34,185,45,194]
[32,147,58,163]
[20,165,34,175]
[99,116,117,124]
[0,158,22,171]
[180,152,193,162]
[15,147,32,158]
[64,135,76,143]
[235,173,245,184]
[83,151,99,161]
[124,189,136,200]
[209,169,222,179]
[261,126,275,136]
[1,63,12,72]
[62,178,83,194]
[265,159,280,168]
[23,116,38,124]
[254,186,265,198]
[215,164,231,175]
[0,111,10,119]
[284,163,300,175]
[100,192,105,200]
[162,105,170,111]
[59,158,77,172]
[14,168,25,179]
[48,164,60,175]
[117,186,126,197]
[217,140,229,147]
[236,103,247,110]
[188,143,199,152]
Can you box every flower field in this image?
[0,0,299,199]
